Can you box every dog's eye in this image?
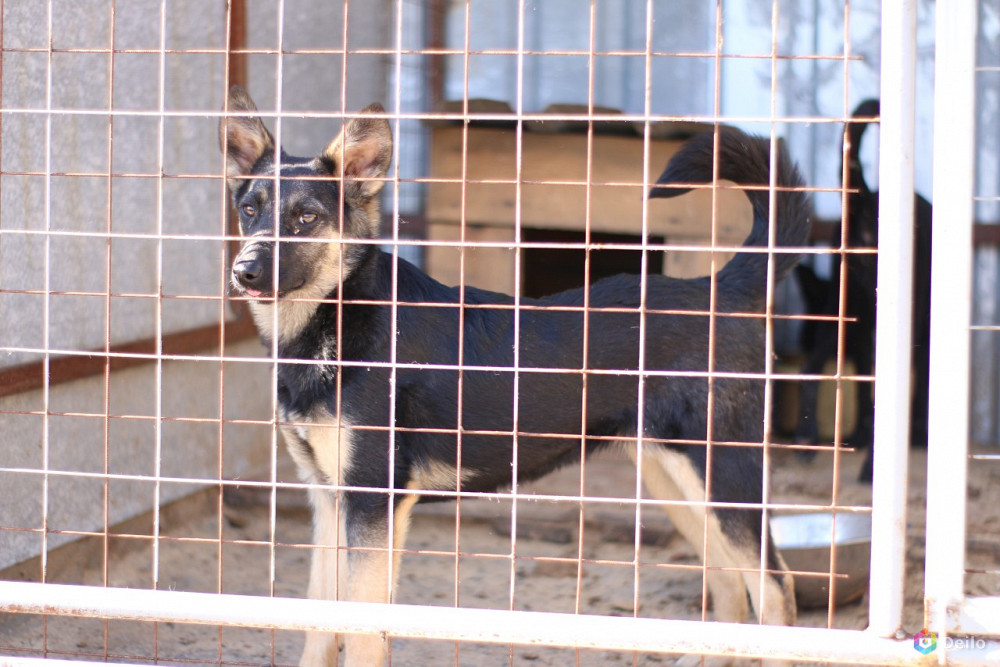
[298,212,318,227]
[242,204,256,217]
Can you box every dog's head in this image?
[221,86,392,302]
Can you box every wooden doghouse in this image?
[423,107,753,297]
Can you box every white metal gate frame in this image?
[2,1,999,665]
[925,0,1000,657]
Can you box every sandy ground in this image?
[2,446,1000,666]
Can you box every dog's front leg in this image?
[300,487,346,666]
[340,494,419,667]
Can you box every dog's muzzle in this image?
[232,243,272,298]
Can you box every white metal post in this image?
[868,0,918,638]
[925,0,977,649]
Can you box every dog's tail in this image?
[845,98,880,195]
[649,127,810,298]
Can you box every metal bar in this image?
[1,660,152,667]
[38,5,55,657]
[867,0,919,638]
[425,0,446,109]
[0,320,256,398]
[0,106,890,123]
[0,350,863,384]
[956,595,1000,635]
[0,465,868,512]
[925,0,977,646]
[0,581,961,665]
[227,0,248,88]
[0,44,866,59]
[508,0,527,616]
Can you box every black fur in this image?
[223,89,808,662]
[794,99,932,482]
[270,128,808,541]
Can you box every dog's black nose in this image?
[233,257,264,288]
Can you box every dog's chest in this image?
[279,403,354,487]
[276,359,353,486]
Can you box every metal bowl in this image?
[770,512,872,609]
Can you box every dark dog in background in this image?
[794,99,932,481]
[222,86,808,666]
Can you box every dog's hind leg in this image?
[628,446,748,667]
[629,446,794,667]
[629,446,750,624]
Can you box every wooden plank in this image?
[0,318,257,399]
[425,224,517,295]
[427,126,752,241]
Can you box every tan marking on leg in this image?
[645,446,795,627]
[743,547,796,627]
[391,493,420,582]
[626,446,750,625]
[409,460,478,492]
[628,445,795,625]
[341,493,418,667]
[299,487,346,666]
[307,409,354,488]
[287,411,353,666]
[630,446,795,667]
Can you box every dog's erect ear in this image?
[220,86,274,185]
[322,103,393,202]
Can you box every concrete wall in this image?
[1,0,232,362]
[242,0,392,158]
[0,0,391,570]
[0,341,274,570]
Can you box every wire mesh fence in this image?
[0,1,997,665]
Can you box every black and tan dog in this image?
[221,86,808,666]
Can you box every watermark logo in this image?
[914,629,937,654]
[912,630,988,654]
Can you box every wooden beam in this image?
[425,0,447,110]
[0,318,258,399]
[426,125,753,241]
